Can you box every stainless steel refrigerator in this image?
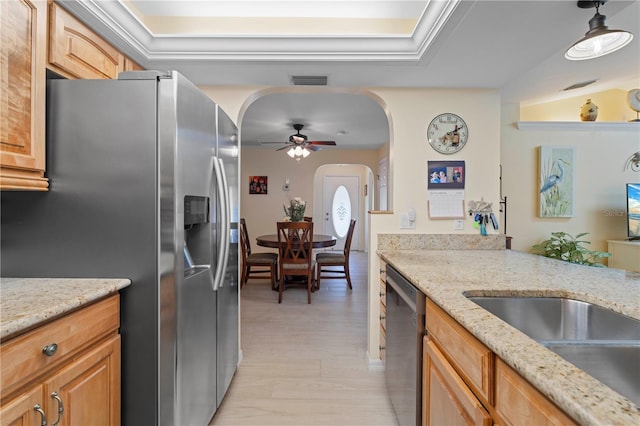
[0,71,239,425]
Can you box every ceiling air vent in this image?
[291,75,328,86]
[563,79,598,91]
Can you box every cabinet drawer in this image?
[1,295,119,398]
[424,338,491,426]
[426,299,493,405]
[495,358,577,426]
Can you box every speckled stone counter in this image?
[0,277,131,340]
[378,249,640,426]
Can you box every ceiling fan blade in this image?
[307,140,336,146]
[306,145,324,152]
[260,141,289,145]
[275,145,292,151]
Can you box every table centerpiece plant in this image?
[284,196,306,222]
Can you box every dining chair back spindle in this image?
[276,221,315,304]
[240,218,278,290]
[316,219,356,290]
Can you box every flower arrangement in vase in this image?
[284,197,306,221]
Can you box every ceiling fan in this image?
[262,124,337,152]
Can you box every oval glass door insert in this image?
[332,185,351,238]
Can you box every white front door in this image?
[322,175,360,251]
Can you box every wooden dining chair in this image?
[303,216,313,222]
[276,221,315,304]
[316,219,356,290]
[240,218,278,290]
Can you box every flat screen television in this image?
[627,183,640,240]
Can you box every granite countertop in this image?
[378,249,640,426]
[0,277,131,341]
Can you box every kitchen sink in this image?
[467,296,640,342]
[543,342,640,406]
[467,296,640,406]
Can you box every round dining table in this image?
[255,234,337,249]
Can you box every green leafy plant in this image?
[531,232,611,267]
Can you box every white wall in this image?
[502,103,640,255]
[240,149,379,250]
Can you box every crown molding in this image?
[56,0,461,62]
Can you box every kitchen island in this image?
[379,248,639,425]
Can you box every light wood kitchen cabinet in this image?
[494,358,577,426]
[1,295,121,426]
[48,1,124,79]
[426,299,493,406]
[0,0,48,191]
[379,258,386,360]
[1,0,143,191]
[423,337,491,426]
[424,297,577,426]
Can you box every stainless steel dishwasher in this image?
[385,265,426,426]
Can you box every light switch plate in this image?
[454,219,464,230]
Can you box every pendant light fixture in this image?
[565,1,633,61]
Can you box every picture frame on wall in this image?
[427,160,465,189]
[538,146,575,217]
[249,176,268,194]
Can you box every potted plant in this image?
[531,232,611,267]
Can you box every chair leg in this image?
[316,266,321,291]
[240,266,247,288]
[270,265,277,291]
[278,274,284,304]
[345,266,352,289]
[307,273,312,304]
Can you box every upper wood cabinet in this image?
[0,0,48,190]
[48,1,122,79]
[1,0,143,191]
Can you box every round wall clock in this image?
[427,113,468,154]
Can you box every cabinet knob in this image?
[379,315,386,320]
[33,404,47,426]
[42,343,58,357]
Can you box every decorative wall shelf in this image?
[515,121,640,132]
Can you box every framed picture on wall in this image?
[538,146,575,217]
[427,160,465,189]
[249,176,268,194]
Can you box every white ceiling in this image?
[60,0,640,150]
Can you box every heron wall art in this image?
[539,146,575,218]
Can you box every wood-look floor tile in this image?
[210,252,398,426]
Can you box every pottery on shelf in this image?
[580,99,598,122]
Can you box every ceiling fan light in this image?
[287,148,296,158]
[294,146,303,156]
[302,148,311,158]
[566,11,633,60]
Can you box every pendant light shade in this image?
[565,1,633,61]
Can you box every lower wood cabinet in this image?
[423,337,491,426]
[0,295,121,426]
[423,297,577,426]
[494,358,576,426]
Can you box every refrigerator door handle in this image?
[217,158,231,288]
[212,155,226,291]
